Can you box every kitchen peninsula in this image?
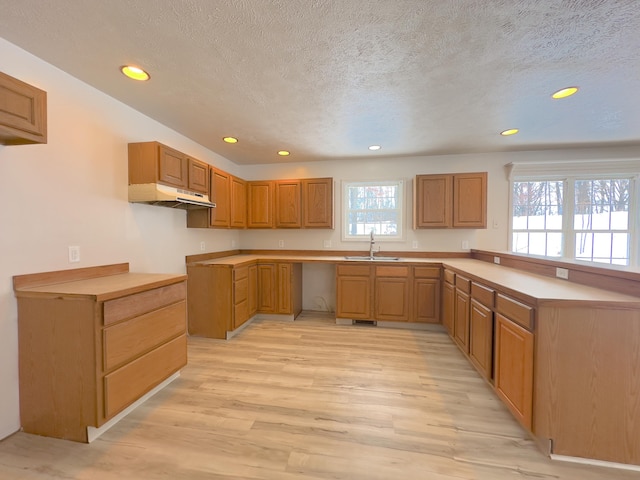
[187,250,640,468]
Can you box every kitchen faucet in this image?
[369,230,375,259]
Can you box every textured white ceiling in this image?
[1,0,639,164]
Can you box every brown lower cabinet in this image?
[14,265,187,442]
[336,264,372,319]
[453,275,471,353]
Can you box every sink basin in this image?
[344,256,400,261]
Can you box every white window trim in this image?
[341,179,405,242]
[508,163,640,268]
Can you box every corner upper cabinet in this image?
[414,172,487,229]
[0,71,47,145]
[302,178,333,228]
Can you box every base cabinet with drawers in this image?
[13,264,187,443]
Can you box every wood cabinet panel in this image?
[453,172,487,228]
[442,280,455,336]
[103,282,186,326]
[414,174,452,228]
[336,267,371,319]
[104,334,186,418]
[471,282,494,308]
[159,145,188,188]
[248,181,274,228]
[187,158,210,194]
[275,180,302,228]
[248,264,258,316]
[469,299,493,380]
[230,175,247,228]
[375,276,410,321]
[302,178,333,228]
[103,301,185,371]
[414,278,440,323]
[257,263,276,312]
[496,293,533,330]
[454,289,470,353]
[0,71,47,145]
[210,168,231,227]
[494,313,534,430]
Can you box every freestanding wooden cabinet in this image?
[13,264,187,443]
[0,71,47,145]
[414,172,487,228]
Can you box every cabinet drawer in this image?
[414,266,440,279]
[337,264,371,276]
[234,266,248,281]
[234,276,248,305]
[375,265,409,277]
[471,282,494,307]
[103,282,186,325]
[104,334,187,419]
[443,269,455,285]
[103,301,186,372]
[496,294,534,330]
[455,275,471,293]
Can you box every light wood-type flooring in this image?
[1,312,638,479]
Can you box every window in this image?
[510,171,637,267]
[342,180,403,240]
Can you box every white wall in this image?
[2,36,638,440]
[0,38,241,440]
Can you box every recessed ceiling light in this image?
[278,150,290,156]
[500,128,519,136]
[368,145,381,151]
[552,87,579,99]
[120,65,150,81]
[223,137,238,144]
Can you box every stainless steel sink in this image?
[344,256,400,261]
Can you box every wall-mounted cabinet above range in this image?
[128,141,215,209]
[0,71,47,145]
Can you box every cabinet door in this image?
[442,281,455,336]
[0,71,47,145]
[233,266,249,329]
[453,172,487,228]
[336,267,371,319]
[375,276,411,321]
[414,278,440,323]
[158,145,188,188]
[414,174,452,228]
[248,264,258,316]
[248,181,274,228]
[210,168,231,227]
[469,299,493,380]
[454,290,470,353]
[187,158,210,194]
[302,178,333,228]
[275,180,302,228]
[230,176,247,228]
[277,263,292,314]
[257,264,276,313]
[494,313,534,429]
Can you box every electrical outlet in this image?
[278,240,285,248]
[493,219,499,229]
[323,240,332,248]
[412,240,418,249]
[461,240,469,250]
[493,256,500,264]
[68,246,80,263]
[200,241,206,251]
[556,267,569,279]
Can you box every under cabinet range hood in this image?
[128,183,216,209]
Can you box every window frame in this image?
[508,172,639,268]
[341,179,405,242]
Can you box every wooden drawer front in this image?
[103,301,186,372]
[414,266,440,279]
[443,269,455,285]
[234,276,248,305]
[103,282,186,326]
[104,334,187,419]
[233,266,248,281]
[337,264,371,276]
[496,294,533,330]
[375,265,409,277]
[471,282,494,307]
[455,275,471,293]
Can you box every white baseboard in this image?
[551,454,640,472]
[86,371,180,443]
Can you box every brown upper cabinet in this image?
[0,71,47,145]
[209,168,231,227]
[247,181,275,228]
[302,178,333,228]
[414,172,487,228]
[275,180,302,228]
[128,141,210,195]
[230,175,247,228]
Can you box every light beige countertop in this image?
[189,254,640,307]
